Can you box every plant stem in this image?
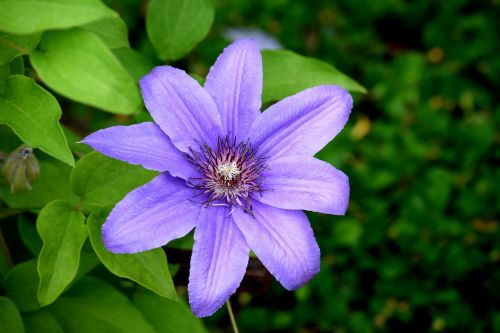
[226,300,239,333]
[0,228,13,268]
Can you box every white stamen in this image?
[217,161,241,181]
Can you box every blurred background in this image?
[8,0,500,332]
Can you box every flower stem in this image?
[226,300,239,333]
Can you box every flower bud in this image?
[2,145,40,193]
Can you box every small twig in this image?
[0,228,13,268]
[226,299,239,333]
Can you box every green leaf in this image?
[22,310,64,333]
[0,124,22,152]
[0,75,74,166]
[9,56,24,74]
[0,57,24,93]
[70,152,157,210]
[262,50,367,103]
[134,289,206,333]
[48,277,156,333]
[146,0,214,60]
[62,126,92,156]
[82,17,130,49]
[0,31,41,65]
[0,0,116,34]
[87,208,176,299]
[0,296,24,333]
[0,65,8,94]
[37,200,87,306]
[0,157,77,209]
[2,259,40,312]
[18,215,43,255]
[73,242,100,283]
[30,29,141,115]
[113,47,155,81]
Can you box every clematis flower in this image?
[82,39,352,317]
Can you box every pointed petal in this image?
[250,85,352,159]
[82,122,195,179]
[204,39,262,139]
[139,66,222,152]
[189,207,249,317]
[257,156,349,215]
[232,201,320,290]
[102,174,200,253]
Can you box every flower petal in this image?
[257,155,349,215]
[232,201,320,290]
[204,39,262,139]
[102,173,199,253]
[139,66,222,152]
[189,206,249,317]
[82,122,195,179]
[249,85,352,159]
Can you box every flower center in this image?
[185,135,266,214]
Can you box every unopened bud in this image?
[2,145,40,193]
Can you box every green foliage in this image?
[81,17,130,49]
[0,31,41,65]
[134,288,207,333]
[112,47,155,82]
[0,0,116,34]
[146,0,215,60]
[48,277,156,333]
[2,260,40,312]
[262,50,366,102]
[87,208,176,299]
[22,310,64,333]
[0,0,193,321]
[18,215,43,256]
[37,200,87,306]
[70,152,157,211]
[0,76,73,166]
[0,296,24,333]
[30,29,141,115]
[0,57,24,94]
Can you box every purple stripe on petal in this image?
[232,201,320,290]
[256,155,349,215]
[102,174,200,254]
[204,39,262,139]
[82,122,196,180]
[189,206,249,317]
[139,66,222,152]
[250,85,352,159]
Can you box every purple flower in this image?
[82,39,352,317]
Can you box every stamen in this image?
[185,135,267,214]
